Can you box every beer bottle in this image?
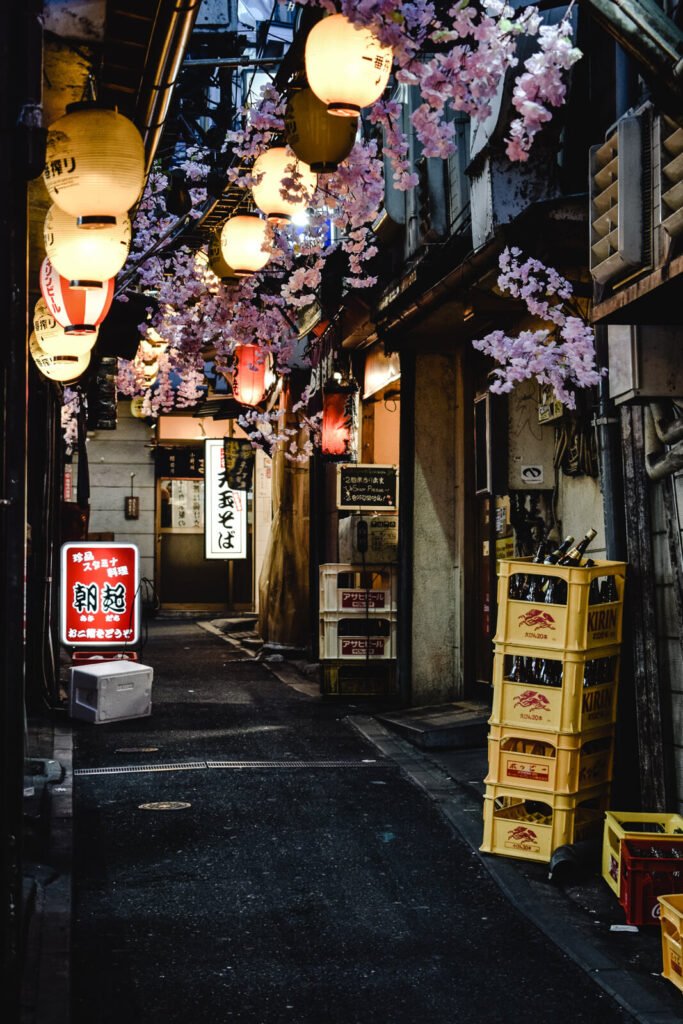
[600,574,619,603]
[588,575,601,605]
[558,528,598,566]
[508,655,526,682]
[544,535,575,565]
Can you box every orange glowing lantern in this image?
[321,380,358,457]
[233,344,271,407]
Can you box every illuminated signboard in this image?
[60,541,140,647]
[204,439,248,560]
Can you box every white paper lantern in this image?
[305,14,393,117]
[33,298,98,356]
[220,216,270,276]
[44,205,131,287]
[251,147,317,223]
[29,332,91,383]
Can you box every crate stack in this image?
[318,563,398,695]
[481,556,626,863]
[602,810,683,926]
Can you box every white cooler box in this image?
[69,660,153,724]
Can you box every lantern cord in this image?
[81,73,98,104]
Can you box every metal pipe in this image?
[594,326,627,560]
[183,56,282,68]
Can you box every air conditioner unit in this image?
[658,115,683,239]
[69,660,153,724]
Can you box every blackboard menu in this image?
[336,464,398,511]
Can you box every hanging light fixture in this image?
[33,298,98,356]
[285,86,357,173]
[208,228,238,280]
[29,332,91,383]
[219,216,270,276]
[44,205,131,288]
[251,147,317,224]
[305,14,393,118]
[39,258,114,334]
[232,344,272,407]
[321,377,359,458]
[43,103,145,227]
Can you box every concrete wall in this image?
[411,351,460,704]
[86,404,156,583]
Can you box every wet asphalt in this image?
[70,620,634,1024]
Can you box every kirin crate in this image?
[481,782,610,863]
[485,722,615,795]
[319,563,397,614]
[319,611,397,660]
[495,558,626,652]
[658,894,683,994]
[490,644,620,734]
[619,837,683,927]
[601,809,683,898]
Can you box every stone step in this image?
[378,701,490,751]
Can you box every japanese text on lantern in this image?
[204,439,248,560]
[60,542,140,647]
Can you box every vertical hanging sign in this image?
[204,439,248,560]
[60,541,140,647]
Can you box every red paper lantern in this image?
[233,344,269,407]
[39,257,114,334]
[322,382,357,457]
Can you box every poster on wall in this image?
[60,541,140,647]
[204,439,248,560]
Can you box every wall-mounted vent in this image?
[589,115,644,285]
[659,115,683,238]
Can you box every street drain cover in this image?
[138,801,192,811]
[116,747,159,753]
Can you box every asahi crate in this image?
[490,644,620,734]
[319,611,397,660]
[319,563,398,614]
[485,723,615,795]
[321,659,397,696]
[481,783,610,863]
[602,810,683,898]
[495,557,626,652]
[658,894,683,994]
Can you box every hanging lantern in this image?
[39,258,114,334]
[44,205,131,287]
[322,378,359,458]
[285,86,357,173]
[29,332,91,383]
[208,228,238,280]
[43,103,145,227]
[232,344,271,407]
[305,14,393,118]
[251,147,317,224]
[219,216,270,276]
[130,396,146,418]
[33,298,98,356]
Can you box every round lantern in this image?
[285,86,357,173]
[29,332,91,383]
[40,258,114,334]
[208,228,238,280]
[220,216,270,276]
[130,396,146,418]
[232,344,271,407]
[44,204,131,287]
[43,103,145,227]
[305,14,393,118]
[321,379,358,457]
[33,298,98,356]
[251,147,317,224]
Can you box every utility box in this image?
[338,514,398,563]
[608,325,683,404]
[69,660,153,724]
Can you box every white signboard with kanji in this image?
[204,439,248,560]
[60,542,140,647]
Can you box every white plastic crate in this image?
[69,660,153,724]
[319,563,398,613]
[319,610,397,660]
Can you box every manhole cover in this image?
[138,801,192,811]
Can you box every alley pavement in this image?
[22,619,683,1023]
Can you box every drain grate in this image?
[75,758,391,777]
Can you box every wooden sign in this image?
[336,464,398,511]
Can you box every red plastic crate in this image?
[619,837,683,926]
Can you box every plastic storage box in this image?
[69,660,153,723]
[321,659,397,696]
[319,611,397,660]
[602,810,683,897]
[485,723,614,794]
[319,563,398,613]
[481,783,610,863]
[490,644,620,734]
[494,557,625,652]
[658,894,683,993]
[619,837,683,926]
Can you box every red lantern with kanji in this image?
[322,380,358,458]
[232,344,270,407]
[40,257,114,335]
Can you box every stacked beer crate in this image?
[318,563,397,695]
[481,553,626,862]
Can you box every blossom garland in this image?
[61,386,82,455]
[472,247,603,408]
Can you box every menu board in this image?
[336,464,398,511]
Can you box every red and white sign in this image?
[60,542,140,647]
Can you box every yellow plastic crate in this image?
[321,659,397,696]
[495,558,625,652]
[658,894,683,994]
[319,563,398,614]
[489,644,620,734]
[485,723,614,794]
[602,811,683,897]
[481,783,610,863]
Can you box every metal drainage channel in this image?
[74,759,392,777]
